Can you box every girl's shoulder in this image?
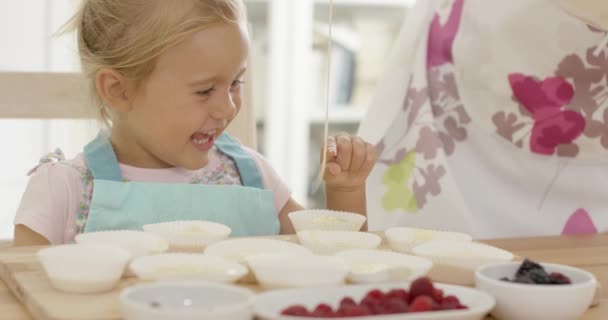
[17,151,90,245]
[27,150,91,182]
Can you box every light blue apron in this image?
[81,132,280,237]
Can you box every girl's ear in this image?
[95,68,134,113]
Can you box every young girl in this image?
[13,0,377,245]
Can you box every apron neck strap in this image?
[214,134,265,189]
[83,131,264,188]
[83,131,123,182]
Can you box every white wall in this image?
[0,0,97,239]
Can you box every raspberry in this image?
[315,303,332,312]
[550,272,572,285]
[365,289,385,301]
[338,305,371,317]
[384,298,408,314]
[361,296,383,315]
[410,277,435,299]
[281,305,309,316]
[373,301,390,315]
[311,304,334,317]
[442,295,461,304]
[432,288,444,303]
[440,295,461,310]
[387,289,409,303]
[339,297,357,308]
[409,296,437,312]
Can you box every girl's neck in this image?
[109,127,172,169]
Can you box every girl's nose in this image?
[209,92,237,120]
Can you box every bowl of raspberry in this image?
[253,277,495,319]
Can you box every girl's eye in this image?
[231,80,244,89]
[197,87,215,96]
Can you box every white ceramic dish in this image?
[288,210,366,232]
[253,282,495,320]
[38,244,131,293]
[297,230,381,255]
[143,220,231,252]
[121,281,254,320]
[247,254,349,289]
[205,238,312,283]
[129,253,247,283]
[412,241,513,286]
[336,249,433,284]
[204,238,311,264]
[385,228,472,253]
[476,261,597,320]
[75,230,169,258]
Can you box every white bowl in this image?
[288,210,366,232]
[296,230,382,255]
[247,254,349,289]
[254,282,495,320]
[476,262,597,320]
[336,249,433,284]
[129,253,247,283]
[75,230,169,258]
[205,238,312,283]
[143,220,231,252]
[121,281,254,320]
[413,241,513,286]
[204,238,312,264]
[38,244,131,293]
[385,227,472,253]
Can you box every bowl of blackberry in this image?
[475,259,597,320]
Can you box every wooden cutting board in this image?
[0,236,293,320]
[0,245,131,320]
[0,235,518,320]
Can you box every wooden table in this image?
[1,234,608,319]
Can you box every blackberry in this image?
[514,273,534,284]
[528,269,553,284]
[515,259,544,278]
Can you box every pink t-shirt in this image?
[14,147,291,244]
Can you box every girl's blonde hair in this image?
[67,0,247,125]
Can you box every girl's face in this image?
[117,21,249,169]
